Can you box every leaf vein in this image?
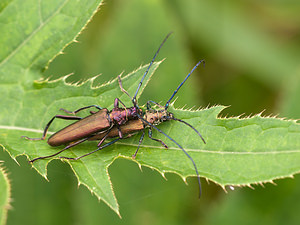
[0,0,69,67]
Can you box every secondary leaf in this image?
[0,164,10,225]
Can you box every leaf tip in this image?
[221,185,228,193]
[181,176,188,185]
[246,184,255,190]
[138,163,143,172]
[161,171,167,180]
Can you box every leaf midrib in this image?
[1,125,299,155]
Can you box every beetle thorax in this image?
[144,109,173,125]
[110,107,140,125]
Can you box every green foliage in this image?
[1,0,300,224]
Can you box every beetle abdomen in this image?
[89,119,144,141]
[48,109,110,146]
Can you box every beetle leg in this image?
[117,124,123,139]
[146,101,152,110]
[22,115,82,141]
[114,98,127,109]
[60,138,121,160]
[60,105,102,115]
[148,128,168,148]
[97,126,114,147]
[29,137,89,163]
[132,130,145,159]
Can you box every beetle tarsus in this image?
[148,128,168,148]
[60,105,102,115]
[60,138,121,161]
[22,136,45,141]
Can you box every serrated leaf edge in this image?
[45,2,103,71]
[67,159,121,217]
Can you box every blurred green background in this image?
[2,0,300,224]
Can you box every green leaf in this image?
[0,164,10,225]
[2,68,300,213]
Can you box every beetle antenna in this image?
[118,75,132,100]
[137,114,202,198]
[171,117,206,144]
[132,32,173,106]
[165,60,205,110]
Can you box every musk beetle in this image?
[22,33,172,162]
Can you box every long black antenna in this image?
[165,60,205,110]
[137,114,202,198]
[132,32,173,106]
[171,117,206,144]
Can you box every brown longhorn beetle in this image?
[22,33,206,196]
